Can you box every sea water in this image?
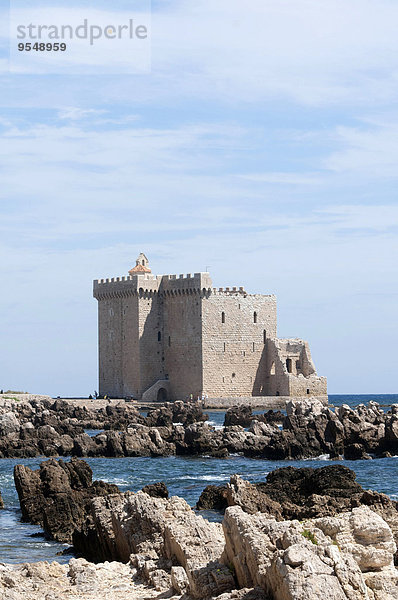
[1,394,397,564]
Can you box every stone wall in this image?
[203,395,328,409]
[202,292,277,397]
[163,292,203,399]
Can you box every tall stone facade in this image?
[93,255,327,401]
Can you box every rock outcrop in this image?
[74,490,235,598]
[222,504,398,600]
[13,457,119,542]
[0,558,161,600]
[198,465,383,516]
[2,396,398,460]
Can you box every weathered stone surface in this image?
[163,502,234,597]
[0,558,161,600]
[74,490,234,598]
[201,465,398,521]
[197,484,228,511]
[2,395,398,460]
[142,481,169,498]
[224,406,253,428]
[13,457,119,542]
[222,504,398,600]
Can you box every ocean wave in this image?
[206,421,224,430]
[103,478,130,486]
[179,474,227,481]
[303,454,331,461]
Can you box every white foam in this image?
[303,454,330,461]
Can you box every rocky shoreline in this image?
[2,458,398,599]
[1,395,398,460]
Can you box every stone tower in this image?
[93,254,327,401]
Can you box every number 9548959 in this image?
[18,42,66,51]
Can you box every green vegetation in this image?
[301,529,318,545]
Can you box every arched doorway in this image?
[157,387,168,402]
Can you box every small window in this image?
[223,342,226,352]
[168,336,171,347]
[307,388,310,395]
[232,372,236,378]
[142,260,145,265]
[286,358,292,373]
[270,361,276,375]
[263,330,266,344]
[252,342,255,352]
[276,391,280,396]
[221,311,225,323]
[158,331,161,342]
[254,311,257,323]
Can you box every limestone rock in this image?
[0,558,161,600]
[222,504,398,600]
[75,490,234,598]
[171,565,189,593]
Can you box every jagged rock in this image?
[13,457,119,542]
[178,422,224,455]
[226,475,283,518]
[2,397,398,459]
[142,482,169,498]
[145,401,208,428]
[0,558,161,600]
[200,465,398,556]
[0,412,19,436]
[74,490,234,598]
[222,504,398,600]
[197,484,228,511]
[171,565,189,593]
[213,589,268,600]
[224,406,253,427]
[163,503,234,597]
[261,410,285,425]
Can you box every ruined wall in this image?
[265,338,327,397]
[202,291,277,397]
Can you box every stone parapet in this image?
[203,395,328,409]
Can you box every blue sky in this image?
[0,0,397,396]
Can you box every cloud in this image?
[1,0,398,107]
[325,119,398,177]
[58,107,107,120]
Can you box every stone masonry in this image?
[93,254,327,401]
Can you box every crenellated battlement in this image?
[93,271,215,299]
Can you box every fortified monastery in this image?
[93,254,327,402]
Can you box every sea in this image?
[1,394,397,564]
